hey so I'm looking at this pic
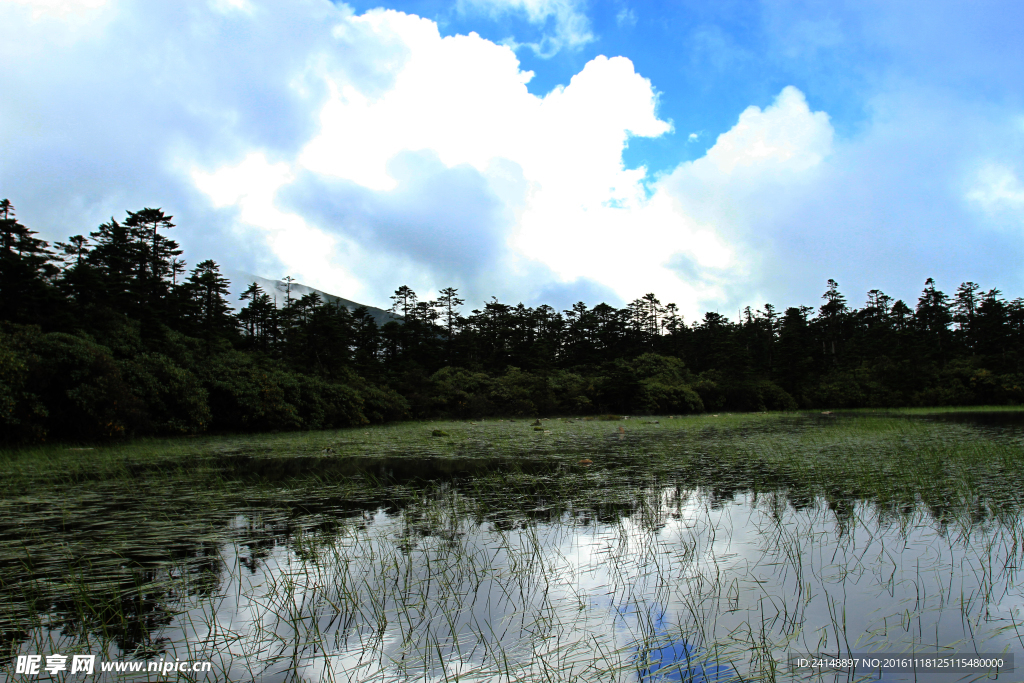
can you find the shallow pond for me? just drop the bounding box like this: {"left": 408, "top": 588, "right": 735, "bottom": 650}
{"left": 2, "top": 411, "right": 1024, "bottom": 681}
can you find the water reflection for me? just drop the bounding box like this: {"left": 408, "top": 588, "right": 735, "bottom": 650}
{"left": 2, "top": 413, "right": 1024, "bottom": 681}
{"left": 635, "top": 638, "right": 737, "bottom": 683}
{"left": 71, "top": 489, "right": 1015, "bottom": 681}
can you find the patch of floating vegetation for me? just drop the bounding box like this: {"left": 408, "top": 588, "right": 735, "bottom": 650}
{"left": 2, "top": 411, "right": 1024, "bottom": 680}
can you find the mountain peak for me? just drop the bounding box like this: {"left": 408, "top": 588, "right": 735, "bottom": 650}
{"left": 227, "top": 272, "right": 401, "bottom": 327}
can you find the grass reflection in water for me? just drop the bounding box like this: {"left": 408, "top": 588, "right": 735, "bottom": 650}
{"left": 2, "top": 410, "right": 1024, "bottom": 681}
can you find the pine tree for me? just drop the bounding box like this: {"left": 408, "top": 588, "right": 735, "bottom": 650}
{"left": 435, "top": 286, "right": 465, "bottom": 364}
{"left": 817, "top": 279, "right": 848, "bottom": 368}
{"left": 953, "top": 281, "right": 982, "bottom": 352}
{"left": 88, "top": 217, "right": 141, "bottom": 314}
{"left": 181, "top": 260, "right": 235, "bottom": 346}
{"left": 0, "top": 199, "right": 59, "bottom": 323}
{"left": 390, "top": 285, "right": 417, "bottom": 318}
{"left": 914, "top": 278, "right": 952, "bottom": 359}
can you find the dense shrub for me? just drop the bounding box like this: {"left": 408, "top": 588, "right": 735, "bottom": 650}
{"left": 591, "top": 355, "right": 707, "bottom": 414}
{"left": 636, "top": 381, "right": 704, "bottom": 414}
{"left": 358, "top": 384, "right": 410, "bottom": 423}
{"left": 4, "top": 327, "right": 143, "bottom": 440}
{"left": 693, "top": 371, "right": 727, "bottom": 412}
{"left": 755, "top": 381, "right": 799, "bottom": 411}
{"left": 0, "top": 329, "right": 47, "bottom": 443}
{"left": 203, "top": 352, "right": 303, "bottom": 432}
{"left": 295, "top": 375, "right": 366, "bottom": 429}
{"left": 543, "top": 369, "right": 594, "bottom": 414}
{"left": 430, "top": 366, "right": 495, "bottom": 417}
{"left": 490, "top": 366, "right": 539, "bottom": 416}
{"left": 121, "top": 352, "right": 211, "bottom": 434}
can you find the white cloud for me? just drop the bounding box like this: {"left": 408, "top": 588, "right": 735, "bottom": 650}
{"left": 492, "top": 85, "right": 833, "bottom": 318}
{"left": 209, "top": 0, "right": 252, "bottom": 14}
{"left": 643, "top": 86, "right": 834, "bottom": 314}
{"left": 457, "top": 0, "right": 594, "bottom": 57}
{"left": 282, "top": 23, "right": 692, "bottom": 308}
{"left": 615, "top": 7, "right": 636, "bottom": 28}
{"left": 190, "top": 152, "right": 365, "bottom": 298}
{"left": 698, "top": 86, "right": 832, "bottom": 175}
{"left": 967, "top": 163, "right": 1024, "bottom": 210}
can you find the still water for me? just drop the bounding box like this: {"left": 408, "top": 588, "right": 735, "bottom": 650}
{"left": 2, "top": 412, "right": 1023, "bottom": 681}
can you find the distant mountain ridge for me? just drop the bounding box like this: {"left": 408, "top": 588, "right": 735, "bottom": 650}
{"left": 228, "top": 272, "right": 402, "bottom": 327}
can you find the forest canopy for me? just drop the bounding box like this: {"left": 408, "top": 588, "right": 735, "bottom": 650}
{"left": 3, "top": 199, "right": 1023, "bottom": 443}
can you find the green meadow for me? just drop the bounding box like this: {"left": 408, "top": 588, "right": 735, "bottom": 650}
{"left": 2, "top": 410, "right": 1024, "bottom": 681}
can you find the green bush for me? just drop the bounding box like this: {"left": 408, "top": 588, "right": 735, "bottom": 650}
{"left": 0, "top": 328, "right": 47, "bottom": 443}
{"left": 693, "top": 371, "right": 726, "bottom": 412}
{"left": 296, "top": 375, "right": 366, "bottom": 429}
{"left": 358, "top": 383, "right": 409, "bottom": 423}
{"left": 631, "top": 353, "right": 693, "bottom": 384}
{"left": 429, "top": 366, "right": 495, "bottom": 417}
{"left": 203, "top": 352, "right": 303, "bottom": 432}
{"left": 636, "top": 381, "right": 704, "bottom": 414}
{"left": 756, "top": 380, "right": 799, "bottom": 411}
{"left": 490, "top": 367, "right": 538, "bottom": 416}
{"left": 121, "top": 352, "right": 211, "bottom": 434}
{"left": 14, "top": 328, "right": 143, "bottom": 440}
{"left": 543, "top": 369, "right": 594, "bottom": 415}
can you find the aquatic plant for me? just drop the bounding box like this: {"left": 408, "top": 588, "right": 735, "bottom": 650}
{"left": 2, "top": 411, "right": 1023, "bottom": 681}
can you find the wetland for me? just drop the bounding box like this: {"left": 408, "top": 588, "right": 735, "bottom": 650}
{"left": 2, "top": 409, "right": 1024, "bottom": 681}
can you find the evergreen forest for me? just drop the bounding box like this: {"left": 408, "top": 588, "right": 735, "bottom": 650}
{"left": 3, "top": 200, "right": 1023, "bottom": 444}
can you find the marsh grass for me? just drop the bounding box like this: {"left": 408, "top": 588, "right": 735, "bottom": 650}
{"left": 2, "top": 411, "right": 1024, "bottom": 681}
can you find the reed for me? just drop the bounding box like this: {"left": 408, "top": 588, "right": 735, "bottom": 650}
{"left": 2, "top": 410, "right": 1023, "bottom": 681}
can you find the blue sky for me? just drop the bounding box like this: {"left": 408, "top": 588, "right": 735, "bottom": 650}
{"left": 3, "top": 0, "right": 1024, "bottom": 320}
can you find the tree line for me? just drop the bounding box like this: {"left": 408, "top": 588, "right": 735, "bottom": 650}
{"left": 3, "top": 199, "right": 1023, "bottom": 443}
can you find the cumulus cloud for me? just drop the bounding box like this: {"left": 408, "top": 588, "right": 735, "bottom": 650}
{"left": 688, "top": 84, "right": 1024, "bottom": 313}
{"left": 275, "top": 15, "right": 680, "bottom": 307}
{"left": 645, "top": 86, "right": 833, "bottom": 312}
{"left": 697, "top": 87, "right": 832, "bottom": 175}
